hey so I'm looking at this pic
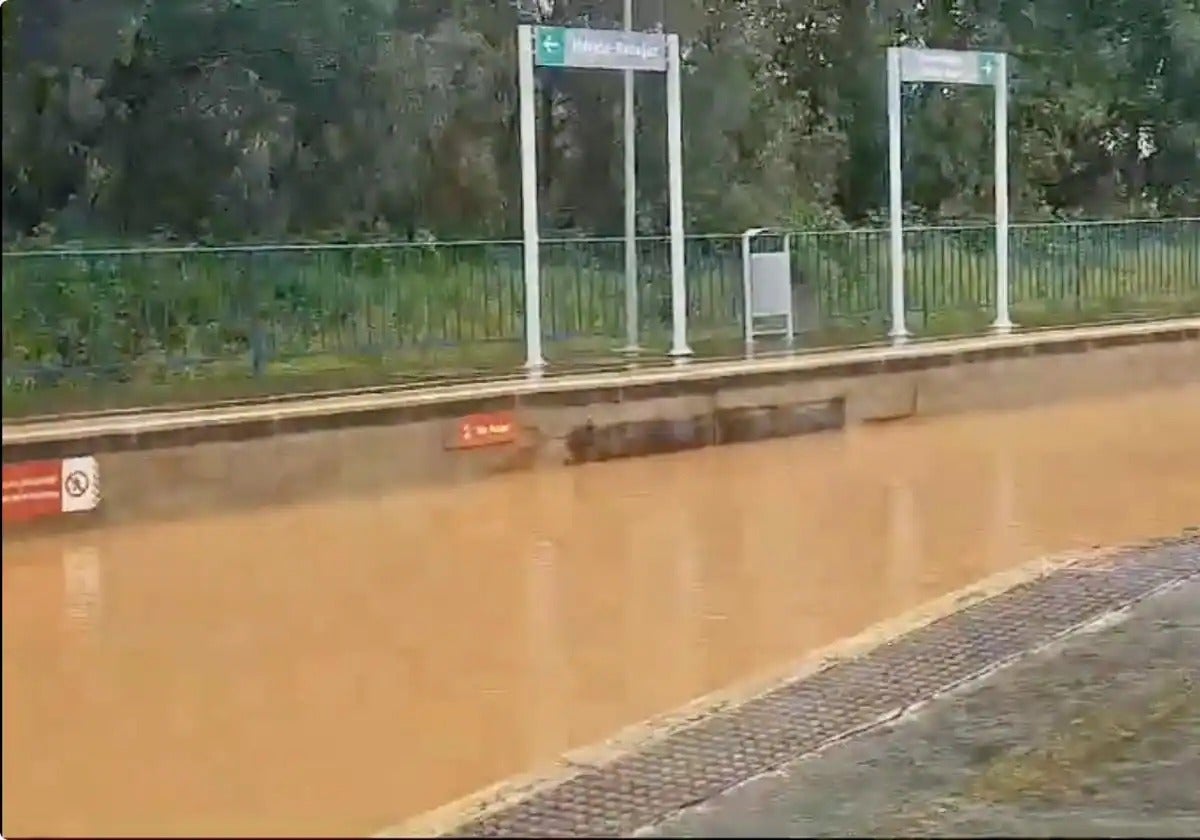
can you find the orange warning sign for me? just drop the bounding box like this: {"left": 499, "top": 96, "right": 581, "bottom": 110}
{"left": 2, "top": 456, "right": 101, "bottom": 524}
{"left": 449, "top": 411, "right": 519, "bottom": 450}
{"left": 2, "top": 460, "right": 61, "bottom": 523}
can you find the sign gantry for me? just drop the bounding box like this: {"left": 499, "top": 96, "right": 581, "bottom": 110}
{"left": 886, "top": 47, "right": 1013, "bottom": 340}
{"left": 517, "top": 24, "right": 691, "bottom": 371}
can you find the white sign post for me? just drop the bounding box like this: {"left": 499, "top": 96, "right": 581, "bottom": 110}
{"left": 622, "top": 0, "right": 638, "bottom": 353}
{"left": 887, "top": 46, "right": 1012, "bottom": 342}
{"left": 518, "top": 24, "right": 692, "bottom": 372}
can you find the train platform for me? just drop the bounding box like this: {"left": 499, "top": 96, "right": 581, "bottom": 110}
{"left": 650, "top": 571, "right": 1200, "bottom": 838}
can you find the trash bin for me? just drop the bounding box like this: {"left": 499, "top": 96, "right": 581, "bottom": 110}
{"left": 741, "top": 227, "right": 794, "bottom": 346}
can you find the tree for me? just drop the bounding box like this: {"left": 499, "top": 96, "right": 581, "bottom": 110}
{"left": 3, "top": 0, "right": 1197, "bottom": 246}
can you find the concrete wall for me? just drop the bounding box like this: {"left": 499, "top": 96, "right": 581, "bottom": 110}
{"left": 6, "top": 325, "right": 1198, "bottom": 531}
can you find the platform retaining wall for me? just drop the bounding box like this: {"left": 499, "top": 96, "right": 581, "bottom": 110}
{"left": 3, "top": 322, "right": 1197, "bottom": 530}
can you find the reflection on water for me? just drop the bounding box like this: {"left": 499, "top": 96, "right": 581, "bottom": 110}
{"left": 3, "top": 385, "right": 1198, "bottom": 836}
{"left": 61, "top": 547, "right": 102, "bottom": 635}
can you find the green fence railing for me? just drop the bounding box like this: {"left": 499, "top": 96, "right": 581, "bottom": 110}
{"left": 3, "top": 218, "right": 1198, "bottom": 414}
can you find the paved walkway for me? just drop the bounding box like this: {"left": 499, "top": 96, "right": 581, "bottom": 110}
{"left": 649, "top": 578, "right": 1200, "bottom": 838}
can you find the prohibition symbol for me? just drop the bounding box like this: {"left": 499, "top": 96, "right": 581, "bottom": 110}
{"left": 64, "top": 470, "right": 90, "bottom": 498}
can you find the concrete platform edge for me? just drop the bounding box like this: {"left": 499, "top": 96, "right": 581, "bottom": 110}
{"left": 4, "top": 318, "right": 1198, "bottom": 531}
{"left": 5, "top": 318, "right": 1198, "bottom": 452}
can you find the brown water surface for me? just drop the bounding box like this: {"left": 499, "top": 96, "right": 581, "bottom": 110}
{"left": 4, "top": 385, "right": 1199, "bottom": 836}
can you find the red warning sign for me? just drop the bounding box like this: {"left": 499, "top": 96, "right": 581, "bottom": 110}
{"left": 448, "top": 411, "right": 519, "bottom": 450}
{"left": 2, "top": 456, "right": 101, "bottom": 524}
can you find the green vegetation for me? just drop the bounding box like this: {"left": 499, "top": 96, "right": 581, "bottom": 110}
{"left": 6, "top": 1, "right": 1199, "bottom": 243}
{"left": 3, "top": 2, "right": 1199, "bottom": 415}
{"left": 3, "top": 219, "right": 1196, "bottom": 417}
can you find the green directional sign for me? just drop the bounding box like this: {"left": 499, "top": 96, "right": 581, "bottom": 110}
{"left": 899, "top": 47, "right": 1002, "bottom": 86}
{"left": 978, "top": 52, "right": 999, "bottom": 84}
{"left": 535, "top": 26, "right": 567, "bottom": 67}
{"left": 533, "top": 26, "right": 668, "bottom": 72}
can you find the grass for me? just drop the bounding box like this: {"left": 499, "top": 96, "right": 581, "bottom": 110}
{"left": 3, "top": 221, "right": 1198, "bottom": 418}
{"left": 4, "top": 296, "right": 1196, "bottom": 420}
{"left": 969, "top": 674, "right": 1197, "bottom": 805}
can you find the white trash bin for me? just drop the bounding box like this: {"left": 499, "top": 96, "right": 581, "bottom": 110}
{"left": 741, "top": 227, "right": 794, "bottom": 347}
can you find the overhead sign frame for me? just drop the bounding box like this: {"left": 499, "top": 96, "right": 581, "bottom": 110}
{"left": 886, "top": 46, "right": 1013, "bottom": 341}
{"left": 517, "top": 24, "right": 692, "bottom": 371}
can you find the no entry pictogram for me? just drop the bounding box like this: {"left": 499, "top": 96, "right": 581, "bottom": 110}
{"left": 64, "top": 470, "right": 90, "bottom": 498}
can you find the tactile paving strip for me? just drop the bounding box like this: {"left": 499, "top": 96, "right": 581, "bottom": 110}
{"left": 450, "top": 533, "right": 1200, "bottom": 838}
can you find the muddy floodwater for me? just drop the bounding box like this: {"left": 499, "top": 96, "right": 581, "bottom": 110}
{"left": 4, "top": 385, "right": 1199, "bottom": 836}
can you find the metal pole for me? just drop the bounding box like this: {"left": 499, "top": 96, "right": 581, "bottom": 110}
{"left": 666, "top": 33, "right": 692, "bottom": 358}
{"left": 887, "top": 47, "right": 908, "bottom": 343}
{"left": 518, "top": 26, "right": 545, "bottom": 372}
{"left": 783, "top": 232, "right": 795, "bottom": 345}
{"left": 741, "top": 230, "right": 754, "bottom": 346}
{"left": 992, "top": 52, "right": 1013, "bottom": 333}
{"left": 622, "top": 0, "right": 639, "bottom": 352}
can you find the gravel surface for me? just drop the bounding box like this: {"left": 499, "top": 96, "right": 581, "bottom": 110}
{"left": 649, "top": 578, "right": 1200, "bottom": 838}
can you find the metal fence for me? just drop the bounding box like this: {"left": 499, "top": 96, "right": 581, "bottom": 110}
{"left": 3, "top": 218, "right": 1198, "bottom": 409}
